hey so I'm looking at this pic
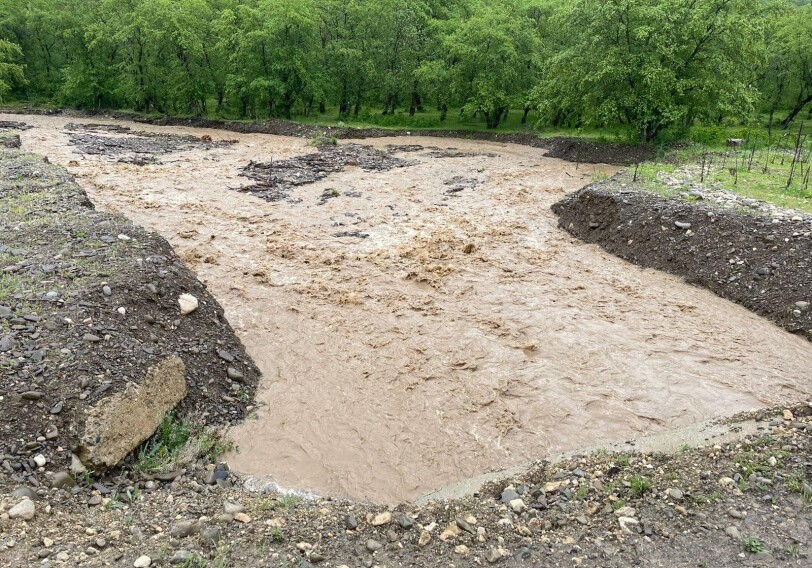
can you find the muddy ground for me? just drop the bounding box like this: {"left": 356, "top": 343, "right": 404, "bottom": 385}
{"left": 1, "top": 402, "right": 810, "bottom": 567}
{"left": 553, "top": 173, "right": 812, "bottom": 340}
{"left": 4, "top": 112, "right": 812, "bottom": 507}
{"left": 0, "top": 116, "right": 811, "bottom": 567}
{"left": 0, "top": 147, "right": 259, "bottom": 497}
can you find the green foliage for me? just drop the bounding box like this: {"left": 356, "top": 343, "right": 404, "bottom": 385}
{"left": 0, "top": 39, "right": 25, "bottom": 101}
{"left": 629, "top": 475, "right": 653, "bottom": 496}
{"left": 135, "top": 412, "right": 232, "bottom": 474}
{"left": 743, "top": 536, "right": 766, "bottom": 553}
{"left": 538, "top": 0, "right": 767, "bottom": 141}
{"left": 0, "top": 0, "right": 810, "bottom": 136}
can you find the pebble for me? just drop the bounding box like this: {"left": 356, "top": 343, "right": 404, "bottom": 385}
{"left": 509, "top": 498, "right": 526, "bottom": 513}
{"left": 344, "top": 514, "right": 358, "bottom": 530}
{"left": 223, "top": 501, "right": 244, "bottom": 514}
{"left": 666, "top": 488, "right": 684, "bottom": 500}
{"left": 133, "top": 556, "right": 151, "bottom": 568}
{"left": 614, "top": 506, "right": 636, "bottom": 517}
{"left": 371, "top": 511, "right": 392, "bottom": 526}
{"left": 456, "top": 517, "right": 475, "bottom": 534}
{"left": 725, "top": 526, "right": 741, "bottom": 539}
{"left": 178, "top": 294, "right": 199, "bottom": 315}
{"left": 33, "top": 454, "right": 47, "bottom": 467}
{"left": 170, "top": 551, "right": 193, "bottom": 565}
{"left": 8, "top": 499, "right": 35, "bottom": 520}
{"left": 440, "top": 522, "right": 461, "bottom": 541}
{"left": 51, "top": 471, "right": 75, "bottom": 489}
{"left": 728, "top": 509, "right": 745, "bottom": 519}
{"left": 501, "top": 487, "right": 520, "bottom": 504}
{"left": 365, "top": 539, "right": 382, "bottom": 552}
{"left": 486, "top": 547, "right": 507, "bottom": 563}
{"left": 227, "top": 367, "right": 244, "bottom": 382}
{"left": 11, "top": 487, "right": 36, "bottom": 500}
{"left": 169, "top": 520, "right": 200, "bottom": 538}
{"left": 674, "top": 221, "right": 692, "bottom": 229}
{"left": 618, "top": 516, "right": 639, "bottom": 533}
{"left": 233, "top": 512, "right": 251, "bottom": 524}
{"left": 418, "top": 530, "right": 432, "bottom": 547}
{"left": 454, "top": 544, "right": 469, "bottom": 555}
{"left": 200, "top": 527, "right": 221, "bottom": 547}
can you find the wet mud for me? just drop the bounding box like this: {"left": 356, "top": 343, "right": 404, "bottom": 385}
{"left": 6, "top": 112, "right": 812, "bottom": 505}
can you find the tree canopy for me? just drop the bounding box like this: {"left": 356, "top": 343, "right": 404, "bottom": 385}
{"left": 0, "top": 0, "right": 810, "bottom": 138}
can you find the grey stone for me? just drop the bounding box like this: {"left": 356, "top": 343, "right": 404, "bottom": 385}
{"left": 8, "top": 499, "right": 35, "bottom": 520}
{"left": 200, "top": 527, "right": 222, "bottom": 547}
{"left": 170, "top": 550, "right": 193, "bottom": 565}
{"left": 501, "top": 488, "right": 520, "bottom": 504}
{"left": 170, "top": 520, "right": 201, "bottom": 538}
{"left": 223, "top": 501, "right": 244, "bottom": 514}
{"left": 11, "top": 487, "right": 36, "bottom": 500}
{"left": 455, "top": 518, "right": 475, "bottom": 534}
{"left": 51, "top": 471, "right": 75, "bottom": 489}
{"left": 366, "top": 539, "right": 382, "bottom": 552}
{"left": 344, "top": 514, "right": 358, "bottom": 530}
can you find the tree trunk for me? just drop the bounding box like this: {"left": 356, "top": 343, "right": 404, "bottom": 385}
{"left": 781, "top": 93, "right": 812, "bottom": 129}
{"left": 521, "top": 105, "right": 530, "bottom": 125}
{"left": 439, "top": 103, "right": 448, "bottom": 122}
{"left": 409, "top": 81, "right": 421, "bottom": 117}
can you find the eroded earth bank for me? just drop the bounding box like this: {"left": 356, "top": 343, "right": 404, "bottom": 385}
{"left": 5, "top": 113, "right": 812, "bottom": 506}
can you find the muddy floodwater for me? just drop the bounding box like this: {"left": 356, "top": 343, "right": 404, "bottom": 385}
{"left": 7, "top": 113, "right": 812, "bottom": 504}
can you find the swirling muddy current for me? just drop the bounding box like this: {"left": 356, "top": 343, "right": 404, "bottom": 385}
{"left": 7, "top": 113, "right": 812, "bottom": 504}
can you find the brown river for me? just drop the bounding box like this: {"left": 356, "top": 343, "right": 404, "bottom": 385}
{"left": 7, "top": 113, "right": 812, "bottom": 504}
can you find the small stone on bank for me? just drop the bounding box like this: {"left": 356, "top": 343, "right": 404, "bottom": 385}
{"left": 8, "top": 499, "right": 35, "bottom": 520}
{"left": 178, "top": 294, "right": 199, "bottom": 315}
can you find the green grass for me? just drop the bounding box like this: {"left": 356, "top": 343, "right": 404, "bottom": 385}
{"left": 743, "top": 536, "right": 766, "bottom": 554}
{"left": 135, "top": 412, "right": 234, "bottom": 474}
{"left": 629, "top": 475, "right": 653, "bottom": 497}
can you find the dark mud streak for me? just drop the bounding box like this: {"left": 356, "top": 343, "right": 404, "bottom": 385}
{"left": 553, "top": 186, "right": 812, "bottom": 340}
{"left": 0, "top": 107, "right": 654, "bottom": 166}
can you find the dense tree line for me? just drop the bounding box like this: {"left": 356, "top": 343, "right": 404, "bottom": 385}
{"left": 0, "top": 0, "right": 810, "bottom": 140}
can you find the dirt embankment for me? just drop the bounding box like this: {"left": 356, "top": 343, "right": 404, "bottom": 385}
{"left": 553, "top": 183, "right": 812, "bottom": 341}
{"left": 0, "top": 106, "right": 654, "bottom": 166}
{"left": 0, "top": 148, "right": 259, "bottom": 493}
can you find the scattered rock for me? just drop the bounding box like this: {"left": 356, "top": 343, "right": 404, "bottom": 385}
{"left": 170, "top": 520, "right": 201, "bottom": 538}
{"left": 371, "top": 511, "right": 392, "bottom": 526}
{"left": 52, "top": 471, "right": 75, "bottom": 489}
{"left": 133, "top": 555, "right": 151, "bottom": 568}
{"left": 8, "top": 499, "right": 35, "bottom": 520}
{"left": 178, "top": 293, "right": 199, "bottom": 315}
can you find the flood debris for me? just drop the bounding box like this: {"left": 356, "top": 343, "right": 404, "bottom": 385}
{"left": 239, "top": 143, "right": 412, "bottom": 202}
{"left": 65, "top": 122, "right": 236, "bottom": 161}
{"left": 0, "top": 120, "right": 32, "bottom": 131}
{"left": 444, "top": 176, "right": 482, "bottom": 194}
